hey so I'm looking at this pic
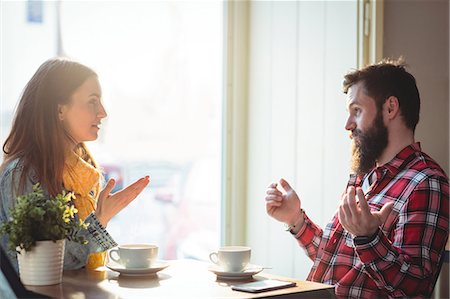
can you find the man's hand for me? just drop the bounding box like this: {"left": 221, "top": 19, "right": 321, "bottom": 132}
{"left": 338, "top": 186, "right": 393, "bottom": 237}
{"left": 265, "top": 178, "right": 303, "bottom": 230}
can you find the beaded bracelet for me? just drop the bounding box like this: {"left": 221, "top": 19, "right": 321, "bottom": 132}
{"left": 284, "top": 208, "right": 305, "bottom": 234}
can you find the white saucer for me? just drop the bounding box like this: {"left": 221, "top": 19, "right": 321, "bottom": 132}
{"left": 208, "top": 264, "right": 264, "bottom": 280}
{"left": 106, "top": 260, "right": 169, "bottom": 276}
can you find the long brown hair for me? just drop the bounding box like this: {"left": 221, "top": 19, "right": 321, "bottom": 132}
{"left": 2, "top": 58, "right": 98, "bottom": 196}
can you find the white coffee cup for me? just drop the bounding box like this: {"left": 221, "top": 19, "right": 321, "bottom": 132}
{"left": 209, "top": 246, "right": 251, "bottom": 272}
{"left": 109, "top": 244, "right": 158, "bottom": 268}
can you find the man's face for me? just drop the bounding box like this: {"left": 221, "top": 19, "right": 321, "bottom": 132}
{"left": 345, "top": 82, "right": 388, "bottom": 175}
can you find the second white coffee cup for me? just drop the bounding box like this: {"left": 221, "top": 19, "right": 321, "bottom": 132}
{"left": 209, "top": 246, "right": 251, "bottom": 272}
{"left": 109, "top": 244, "right": 158, "bottom": 268}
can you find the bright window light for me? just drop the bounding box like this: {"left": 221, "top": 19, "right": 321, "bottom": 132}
{"left": 1, "top": 1, "right": 223, "bottom": 261}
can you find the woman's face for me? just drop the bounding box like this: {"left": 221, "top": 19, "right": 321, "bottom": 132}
{"left": 59, "top": 76, "right": 107, "bottom": 144}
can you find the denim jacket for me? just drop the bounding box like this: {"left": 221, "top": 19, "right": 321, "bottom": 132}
{"left": 0, "top": 158, "right": 117, "bottom": 272}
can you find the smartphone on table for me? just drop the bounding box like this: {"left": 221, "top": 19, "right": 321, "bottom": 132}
{"left": 231, "top": 279, "right": 297, "bottom": 293}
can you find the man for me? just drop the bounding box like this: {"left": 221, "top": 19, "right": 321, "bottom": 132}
{"left": 265, "top": 59, "right": 449, "bottom": 298}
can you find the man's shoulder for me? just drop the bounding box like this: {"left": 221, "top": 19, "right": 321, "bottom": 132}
{"left": 406, "top": 150, "right": 448, "bottom": 182}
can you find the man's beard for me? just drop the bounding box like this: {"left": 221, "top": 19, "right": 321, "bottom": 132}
{"left": 350, "top": 112, "right": 388, "bottom": 176}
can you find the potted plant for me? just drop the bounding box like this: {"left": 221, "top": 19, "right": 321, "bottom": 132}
{"left": 0, "top": 183, "right": 88, "bottom": 286}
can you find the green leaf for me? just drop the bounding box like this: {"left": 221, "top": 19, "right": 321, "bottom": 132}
{"left": 0, "top": 183, "right": 89, "bottom": 252}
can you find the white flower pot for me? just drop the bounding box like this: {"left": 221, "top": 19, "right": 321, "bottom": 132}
{"left": 17, "top": 239, "right": 65, "bottom": 286}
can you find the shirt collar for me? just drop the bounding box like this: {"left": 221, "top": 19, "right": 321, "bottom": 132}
{"left": 380, "top": 142, "right": 421, "bottom": 175}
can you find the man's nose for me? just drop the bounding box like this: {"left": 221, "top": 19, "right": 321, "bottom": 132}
{"left": 345, "top": 117, "right": 356, "bottom": 131}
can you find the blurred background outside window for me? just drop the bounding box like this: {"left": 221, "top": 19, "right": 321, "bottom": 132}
{"left": 1, "top": 0, "right": 223, "bottom": 261}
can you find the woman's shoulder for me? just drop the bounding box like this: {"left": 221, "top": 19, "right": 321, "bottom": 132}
{"left": 0, "top": 158, "right": 38, "bottom": 193}
{"left": 0, "top": 158, "right": 25, "bottom": 179}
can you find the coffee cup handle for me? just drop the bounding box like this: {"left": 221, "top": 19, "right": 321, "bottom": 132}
{"left": 109, "top": 249, "right": 121, "bottom": 263}
{"left": 209, "top": 252, "right": 219, "bottom": 265}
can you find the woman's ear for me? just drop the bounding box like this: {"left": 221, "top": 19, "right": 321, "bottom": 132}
{"left": 384, "top": 96, "right": 400, "bottom": 120}
{"left": 58, "top": 104, "right": 67, "bottom": 121}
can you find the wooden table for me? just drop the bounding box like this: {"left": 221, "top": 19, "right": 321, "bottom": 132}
{"left": 26, "top": 259, "right": 335, "bottom": 299}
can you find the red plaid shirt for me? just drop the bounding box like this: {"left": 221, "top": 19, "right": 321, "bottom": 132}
{"left": 295, "top": 143, "right": 449, "bottom": 298}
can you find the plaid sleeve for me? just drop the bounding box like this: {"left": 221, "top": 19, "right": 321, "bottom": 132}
{"left": 354, "top": 175, "right": 449, "bottom": 297}
{"left": 293, "top": 212, "right": 323, "bottom": 261}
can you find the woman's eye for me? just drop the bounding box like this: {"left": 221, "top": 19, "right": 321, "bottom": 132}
{"left": 86, "top": 96, "right": 102, "bottom": 113}
{"left": 87, "top": 99, "right": 100, "bottom": 113}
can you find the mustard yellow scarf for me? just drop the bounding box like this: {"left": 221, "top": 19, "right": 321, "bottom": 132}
{"left": 63, "top": 150, "right": 105, "bottom": 269}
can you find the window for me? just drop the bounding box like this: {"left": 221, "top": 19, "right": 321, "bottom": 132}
{"left": 1, "top": 1, "right": 223, "bottom": 261}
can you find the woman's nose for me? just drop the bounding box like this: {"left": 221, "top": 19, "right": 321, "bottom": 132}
{"left": 98, "top": 103, "right": 107, "bottom": 118}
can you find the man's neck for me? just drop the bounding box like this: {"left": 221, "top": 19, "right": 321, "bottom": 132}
{"left": 377, "top": 132, "right": 415, "bottom": 167}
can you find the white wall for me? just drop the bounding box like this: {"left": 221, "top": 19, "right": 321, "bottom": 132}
{"left": 245, "top": 1, "right": 357, "bottom": 279}
{"left": 383, "top": 0, "right": 449, "bottom": 175}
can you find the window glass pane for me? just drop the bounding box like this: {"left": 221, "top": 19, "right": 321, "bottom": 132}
{"left": 1, "top": 1, "right": 223, "bottom": 261}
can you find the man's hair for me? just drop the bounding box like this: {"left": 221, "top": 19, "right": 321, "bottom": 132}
{"left": 343, "top": 58, "right": 420, "bottom": 131}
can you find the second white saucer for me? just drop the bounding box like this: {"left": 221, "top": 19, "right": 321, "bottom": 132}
{"left": 208, "top": 264, "right": 264, "bottom": 280}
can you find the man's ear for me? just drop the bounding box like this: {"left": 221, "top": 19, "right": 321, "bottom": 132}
{"left": 58, "top": 104, "right": 67, "bottom": 121}
{"left": 384, "top": 96, "right": 400, "bottom": 120}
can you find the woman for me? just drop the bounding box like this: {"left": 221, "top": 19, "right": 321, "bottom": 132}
{"left": 0, "top": 58, "right": 150, "bottom": 270}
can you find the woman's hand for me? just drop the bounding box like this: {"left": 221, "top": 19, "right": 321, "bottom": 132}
{"left": 265, "top": 178, "right": 303, "bottom": 232}
{"left": 95, "top": 176, "right": 150, "bottom": 227}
